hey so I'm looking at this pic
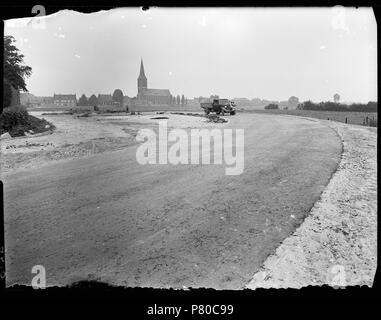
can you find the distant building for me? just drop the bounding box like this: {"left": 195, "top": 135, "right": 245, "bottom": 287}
{"left": 41, "top": 96, "right": 54, "bottom": 106}
{"left": 53, "top": 94, "right": 77, "bottom": 107}
{"left": 136, "top": 59, "right": 172, "bottom": 105}
{"left": 20, "top": 92, "right": 38, "bottom": 106}
{"left": 233, "top": 97, "right": 252, "bottom": 106}
{"left": 123, "top": 95, "right": 135, "bottom": 105}
{"left": 251, "top": 98, "right": 264, "bottom": 106}
{"left": 196, "top": 96, "right": 211, "bottom": 103}
{"left": 123, "top": 96, "right": 130, "bottom": 103}
{"left": 279, "top": 101, "right": 289, "bottom": 108}
{"left": 20, "top": 93, "right": 54, "bottom": 107}
{"left": 97, "top": 94, "right": 113, "bottom": 105}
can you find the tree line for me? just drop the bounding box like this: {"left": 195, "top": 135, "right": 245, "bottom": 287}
{"left": 170, "top": 94, "right": 187, "bottom": 105}
{"left": 297, "top": 101, "right": 377, "bottom": 112}
{"left": 263, "top": 92, "right": 377, "bottom": 112}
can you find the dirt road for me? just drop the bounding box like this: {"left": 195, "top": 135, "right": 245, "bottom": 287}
{"left": 247, "top": 121, "right": 377, "bottom": 288}
{"left": 3, "top": 113, "right": 341, "bottom": 289}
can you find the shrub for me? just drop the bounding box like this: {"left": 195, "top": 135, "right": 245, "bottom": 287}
{"left": 0, "top": 105, "right": 29, "bottom": 132}
{"left": 0, "top": 105, "right": 54, "bottom": 137}
{"left": 264, "top": 103, "right": 279, "bottom": 110}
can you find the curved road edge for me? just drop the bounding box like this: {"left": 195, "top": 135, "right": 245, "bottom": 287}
{"left": 246, "top": 120, "right": 377, "bottom": 289}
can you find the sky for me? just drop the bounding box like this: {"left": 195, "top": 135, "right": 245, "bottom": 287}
{"left": 5, "top": 7, "right": 377, "bottom": 103}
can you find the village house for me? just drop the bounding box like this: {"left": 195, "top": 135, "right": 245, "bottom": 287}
{"left": 97, "top": 94, "right": 113, "bottom": 105}
{"left": 41, "top": 96, "right": 54, "bottom": 106}
{"left": 53, "top": 94, "right": 77, "bottom": 107}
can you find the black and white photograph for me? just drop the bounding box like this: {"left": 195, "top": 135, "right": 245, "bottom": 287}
{"left": 1, "top": 6, "right": 377, "bottom": 294}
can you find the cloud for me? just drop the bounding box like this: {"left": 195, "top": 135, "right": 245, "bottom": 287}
{"left": 54, "top": 33, "right": 65, "bottom": 38}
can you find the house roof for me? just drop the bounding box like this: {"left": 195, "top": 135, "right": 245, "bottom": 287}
{"left": 54, "top": 94, "right": 76, "bottom": 100}
{"left": 142, "top": 88, "right": 171, "bottom": 96}
{"left": 97, "top": 94, "right": 113, "bottom": 103}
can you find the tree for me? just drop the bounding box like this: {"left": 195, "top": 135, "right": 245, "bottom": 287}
{"left": 288, "top": 96, "right": 299, "bottom": 108}
{"left": 4, "top": 36, "right": 32, "bottom": 92}
{"left": 88, "top": 94, "right": 98, "bottom": 106}
{"left": 3, "top": 81, "right": 12, "bottom": 108}
{"left": 334, "top": 93, "right": 340, "bottom": 103}
{"left": 3, "top": 36, "right": 32, "bottom": 108}
{"left": 112, "top": 89, "right": 124, "bottom": 105}
{"left": 78, "top": 94, "right": 88, "bottom": 106}
{"left": 173, "top": 96, "right": 177, "bottom": 105}
{"left": 181, "top": 94, "right": 185, "bottom": 105}
{"left": 176, "top": 95, "right": 180, "bottom": 105}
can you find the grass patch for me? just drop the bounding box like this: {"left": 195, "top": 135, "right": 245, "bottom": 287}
{"left": 0, "top": 105, "right": 55, "bottom": 137}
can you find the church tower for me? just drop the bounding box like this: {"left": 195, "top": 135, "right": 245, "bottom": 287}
{"left": 137, "top": 59, "right": 147, "bottom": 95}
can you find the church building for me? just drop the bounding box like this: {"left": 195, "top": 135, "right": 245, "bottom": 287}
{"left": 137, "top": 59, "right": 172, "bottom": 105}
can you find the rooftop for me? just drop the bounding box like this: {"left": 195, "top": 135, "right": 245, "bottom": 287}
{"left": 142, "top": 88, "right": 171, "bottom": 96}
{"left": 54, "top": 94, "right": 76, "bottom": 100}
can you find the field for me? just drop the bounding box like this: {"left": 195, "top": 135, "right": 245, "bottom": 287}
{"left": 243, "top": 109, "right": 378, "bottom": 126}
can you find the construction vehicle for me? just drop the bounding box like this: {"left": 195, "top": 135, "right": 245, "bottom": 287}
{"left": 200, "top": 99, "right": 236, "bottom": 116}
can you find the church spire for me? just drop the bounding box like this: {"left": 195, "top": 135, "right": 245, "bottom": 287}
{"left": 138, "top": 58, "right": 147, "bottom": 94}
{"left": 139, "top": 59, "right": 146, "bottom": 79}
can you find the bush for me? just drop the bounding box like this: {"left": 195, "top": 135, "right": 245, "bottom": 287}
{"left": 0, "top": 105, "right": 29, "bottom": 131}
{"left": 264, "top": 103, "right": 279, "bottom": 110}
{"left": 0, "top": 105, "right": 54, "bottom": 137}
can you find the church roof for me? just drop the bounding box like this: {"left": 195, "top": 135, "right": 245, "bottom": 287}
{"left": 143, "top": 88, "right": 171, "bottom": 96}
{"left": 139, "top": 59, "right": 146, "bottom": 79}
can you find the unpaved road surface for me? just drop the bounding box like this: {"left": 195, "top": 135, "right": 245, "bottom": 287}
{"left": 247, "top": 121, "right": 377, "bottom": 288}
{"left": 0, "top": 112, "right": 224, "bottom": 173}
{"left": 0, "top": 112, "right": 136, "bottom": 173}
{"left": 3, "top": 113, "right": 341, "bottom": 289}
